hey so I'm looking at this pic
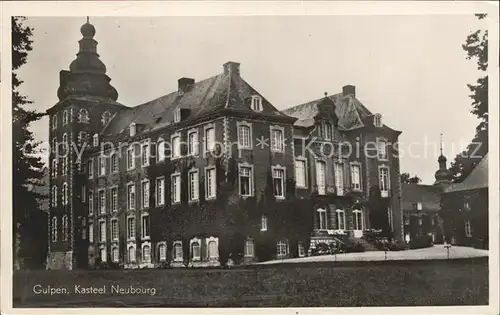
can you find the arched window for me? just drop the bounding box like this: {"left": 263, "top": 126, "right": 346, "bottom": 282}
{"left": 62, "top": 182, "right": 68, "bottom": 205}
{"left": 158, "top": 243, "right": 166, "bottom": 261}
{"left": 317, "top": 208, "right": 327, "bottom": 230}
{"left": 353, "top": 209, "right": 363, "bottom": 231}
{"left": 101, "top": 111, "right": 111, "bottom": 126}
{"left": 78, "top": 109, "right": 89, "bottom": 123}
{"left": 100, "top": 246, "right": 107, "bottom": 262}
{"left": 52, "top": 114, "right": 57, "bottom": 130}
{"left": 128, "top": 246, "right": 136, "bottom": 262}
{"left": 244, "top": 239, "right": 254, "bottom": 257}
{"left": 62, "top": 110, "right": 68, "bottom": 125}
{"left": 62, "top": 215, "right": 68, "bottom": 241}
{"left": 191, "top": 241, "right": 200, "bottom": 260}
{"left": 112, "top": 246, "right": 119, "bottom": 262}
{"left": 52, "top": 159, "right": 57, "bottom": 177}
{"left": 157, "top": 138, "right": 165, "bottom": 162}
{"left": 208, "top": 240, "right": 218, "bottom": 258}
{"left": 51, "top": 186, "right": 57, "bottom": 207}
{"left": 51, "top": 216, "right": 57, "bottom": 242}
{"left": 142, "top": 245, "right": 151, "bottom": 262}
{"left": 174, "top": 242, "right": 183, "bottom": 260}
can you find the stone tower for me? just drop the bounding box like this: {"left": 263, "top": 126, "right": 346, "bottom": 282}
{"left": 46, "top": 18, "right": 123, "bottom": 269}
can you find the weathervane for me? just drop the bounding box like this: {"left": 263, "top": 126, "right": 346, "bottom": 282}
{"left": 440, "top": 133, "right": 443, "bottom": 155}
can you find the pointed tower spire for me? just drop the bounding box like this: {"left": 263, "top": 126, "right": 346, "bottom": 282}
{"left": 434, "top": 133, "right": 452, "bottom": 187}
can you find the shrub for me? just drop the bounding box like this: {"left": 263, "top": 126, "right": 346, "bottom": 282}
{"left": 157, "top": 260, "right": 172, "bottom": 269}
{"left": 387, "top": 241, "right": 408, "bottom": 251}
{"left": 409, "top": 235, "right": 433, "bottom": 249}
{"left": 342, "top": 242, "right": 366, "bottom": 253}
{"left": 310, "top": 243, "right": 332, "bottom": 256}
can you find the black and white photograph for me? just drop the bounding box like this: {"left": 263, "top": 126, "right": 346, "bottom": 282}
{"left": 1, "top": 1, "right": 499, "bottom": 313}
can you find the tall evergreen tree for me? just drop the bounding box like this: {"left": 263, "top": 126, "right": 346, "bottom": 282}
{"left": 12, "top": 16, "right": 47, "bottom": 269}
{"left": 449, "top": 14, "right": 488, "bottom": 182}
{"left": 400, "top": 173, "right": 422, "bottom": 184}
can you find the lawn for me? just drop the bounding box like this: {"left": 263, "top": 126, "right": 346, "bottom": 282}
{"left": 13, "top": 258, "right": 488, "bottom": 307}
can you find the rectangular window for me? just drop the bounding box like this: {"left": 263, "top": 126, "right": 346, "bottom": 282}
{"left": 88, "top": 159, "right": 94, "bottom": 179}
{"left": 111, "top": 219, "right": 118, "bottom": 241}
{"left": 351, "top": 164, "right": 361, "bottom": 190}
{"left": 277, "top": 241, "right": 288, "bottom": 257}
{"left": 156, "top": 177, "right": 165, "bottom": 206}
{"left": 127, "top": 146, "right": 135, "bottom": 170}
{"left": 82, "top": 185, "right": 86, "bottom": 202}
{"left": 141, "top": 215, "right": 150, "bottom": 239}
{"left": 404, "top": 216, "right": 410, "bottom": 225}
{"left": 272, "top": 168, "right": 285, "bottom": 198}
{"left": 99, "top": 190, "right": 106, "bottom": 214}
{"left": 188, "top": 170, "right": 199, "bottom": 201}
{"left": 316, "top": 161, "right": 326, "bottom": 195}
{"left": 127, "top": 184, "right": 135, "bottom": 210}
{"left": 295, "top": 159, "right": 307, "bottom": 188}
{"left": 159, "top": 244, "right": 167, "bottom": 261}
{"left": 171, "top": 135, "right": 181, "bottom": 158}
{"left": 171, "top": 174, "right": 181, "bottom": 203}
{"left": 239, "top": 166, "right": 253, "bottom": 197}
{"left": 378, "top": 140, "right": 387, "bottom": 160}
{"left": 298, "top": 242, "right": 305, "bottom": 257}
{"left": 99, "top": 221, "right": 106, "bottom": 242}
{"left": 205, "top": 168, "right": 216, "bottom": 199}
{"left": 141, "top": 142, "right": 150, "bottom": 166}
{"left": 99, "top": 156, "right": 106, "bottom": 176}
{"left": 111, "top": 154, "right": 118, "bottom": 173}
{"left": 336, "top": 210, "right": 346, "bottom": 230}
{"left": 238, "top": 124, "right": 252, "bottom": 149}
{"left": 127, "top": 217, "right": 135, "bottom": 239}
{"left": 205, "top": 127, "right": 215, "bottom": 153}
{"left": 141, "top": 180, "right": 150, "bottom": 209}
{"left": 188, "top": 130, "right": 199, "bottom": 155}
{"left": 417, "top": 202, "right": 423, "bottom": 210}
{"left": 111, "top": 187, "right": 118, "bottom": 212}
{"left": 261, "top": 215, "right": 268, "bottom": 231}
{"left": 335, "top": 163, "right": 344, "bottom": 195}
{"left": 244, "top": 240, "right": 254, "bottom": 257}
{"left": 61, "top": 157, "right": 67, "bottom": 176}
{"left": 270, "top": 128, "right": 284, "bottom": 152}
{"left": 88, "top": 191, "right": 93, "bottom": 215}
{"left": 88, "top": 223, "right": 94, "bottom": 242}
{"left": 379, "top": 167, "right": 390, "bottom": 197}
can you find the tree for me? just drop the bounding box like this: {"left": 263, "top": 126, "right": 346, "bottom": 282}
{"left": 400, "top": 173, "right": 422, "bottom": 184}
{"left": 449, "top": 14, "right": 488, "bottom": 183}
{"left": 12, "top": 17, "right": 47, "bottom": 269}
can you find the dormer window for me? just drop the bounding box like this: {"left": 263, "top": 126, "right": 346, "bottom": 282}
{"left": 318, "top": 122, "right": 333, "bottom": 140}
{"left": 374, "top": 113, "right": 382, "bottom": 127}
{"left": 101, "top": 111, "right": 111, "bottom": 126}
{"left": 130, "top": 122, "right": 136, "bottom": 137}
{"left": 173, "top": 108, "right": 181, "bottom": 123}
{"left": 93, "top": 134, "right": 99, "bottom": 147}
{"left": 251, "top": 95, "right": 262, "bottom": 112}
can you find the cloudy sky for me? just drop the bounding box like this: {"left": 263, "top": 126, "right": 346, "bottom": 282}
{"left": 18, "top": 15, "right": 486, "bottom": 184}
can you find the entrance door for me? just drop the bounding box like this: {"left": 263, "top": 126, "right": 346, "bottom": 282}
{"left": 352, "top": 210, "right": 363, "bottom": 238}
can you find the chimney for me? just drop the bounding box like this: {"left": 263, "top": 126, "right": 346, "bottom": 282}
{"left": 223, "top": 61, "right": 240, "bottom": 76}
{"left": 178, "top": 77, "right": 195, "bottom": 94}
{"left": 342, "top": 85, "right": 356, "bottom": 97}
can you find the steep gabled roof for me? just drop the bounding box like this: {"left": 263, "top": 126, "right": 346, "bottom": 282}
{"left": 444, "top": 153, "right": 489, "bottom": 193}
{"left": 282, "top": 92, "right": 374, "bottom": 130}
{"left": 101, "top": 68, "right": 289, "bottom": 138}
{"left": 401, "top": 183, "right": 442, "bottom": 212}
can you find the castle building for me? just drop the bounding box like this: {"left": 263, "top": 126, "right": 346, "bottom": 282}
{"left": 46, "top": 20, "right": 403, "bottom": 269}
{"left": 401, "top": 149, "right": 452, "bottom": 244}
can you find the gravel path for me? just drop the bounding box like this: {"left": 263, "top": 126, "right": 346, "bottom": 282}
{"left": 258, "top": 245, "right": 488, "bottom": 265}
